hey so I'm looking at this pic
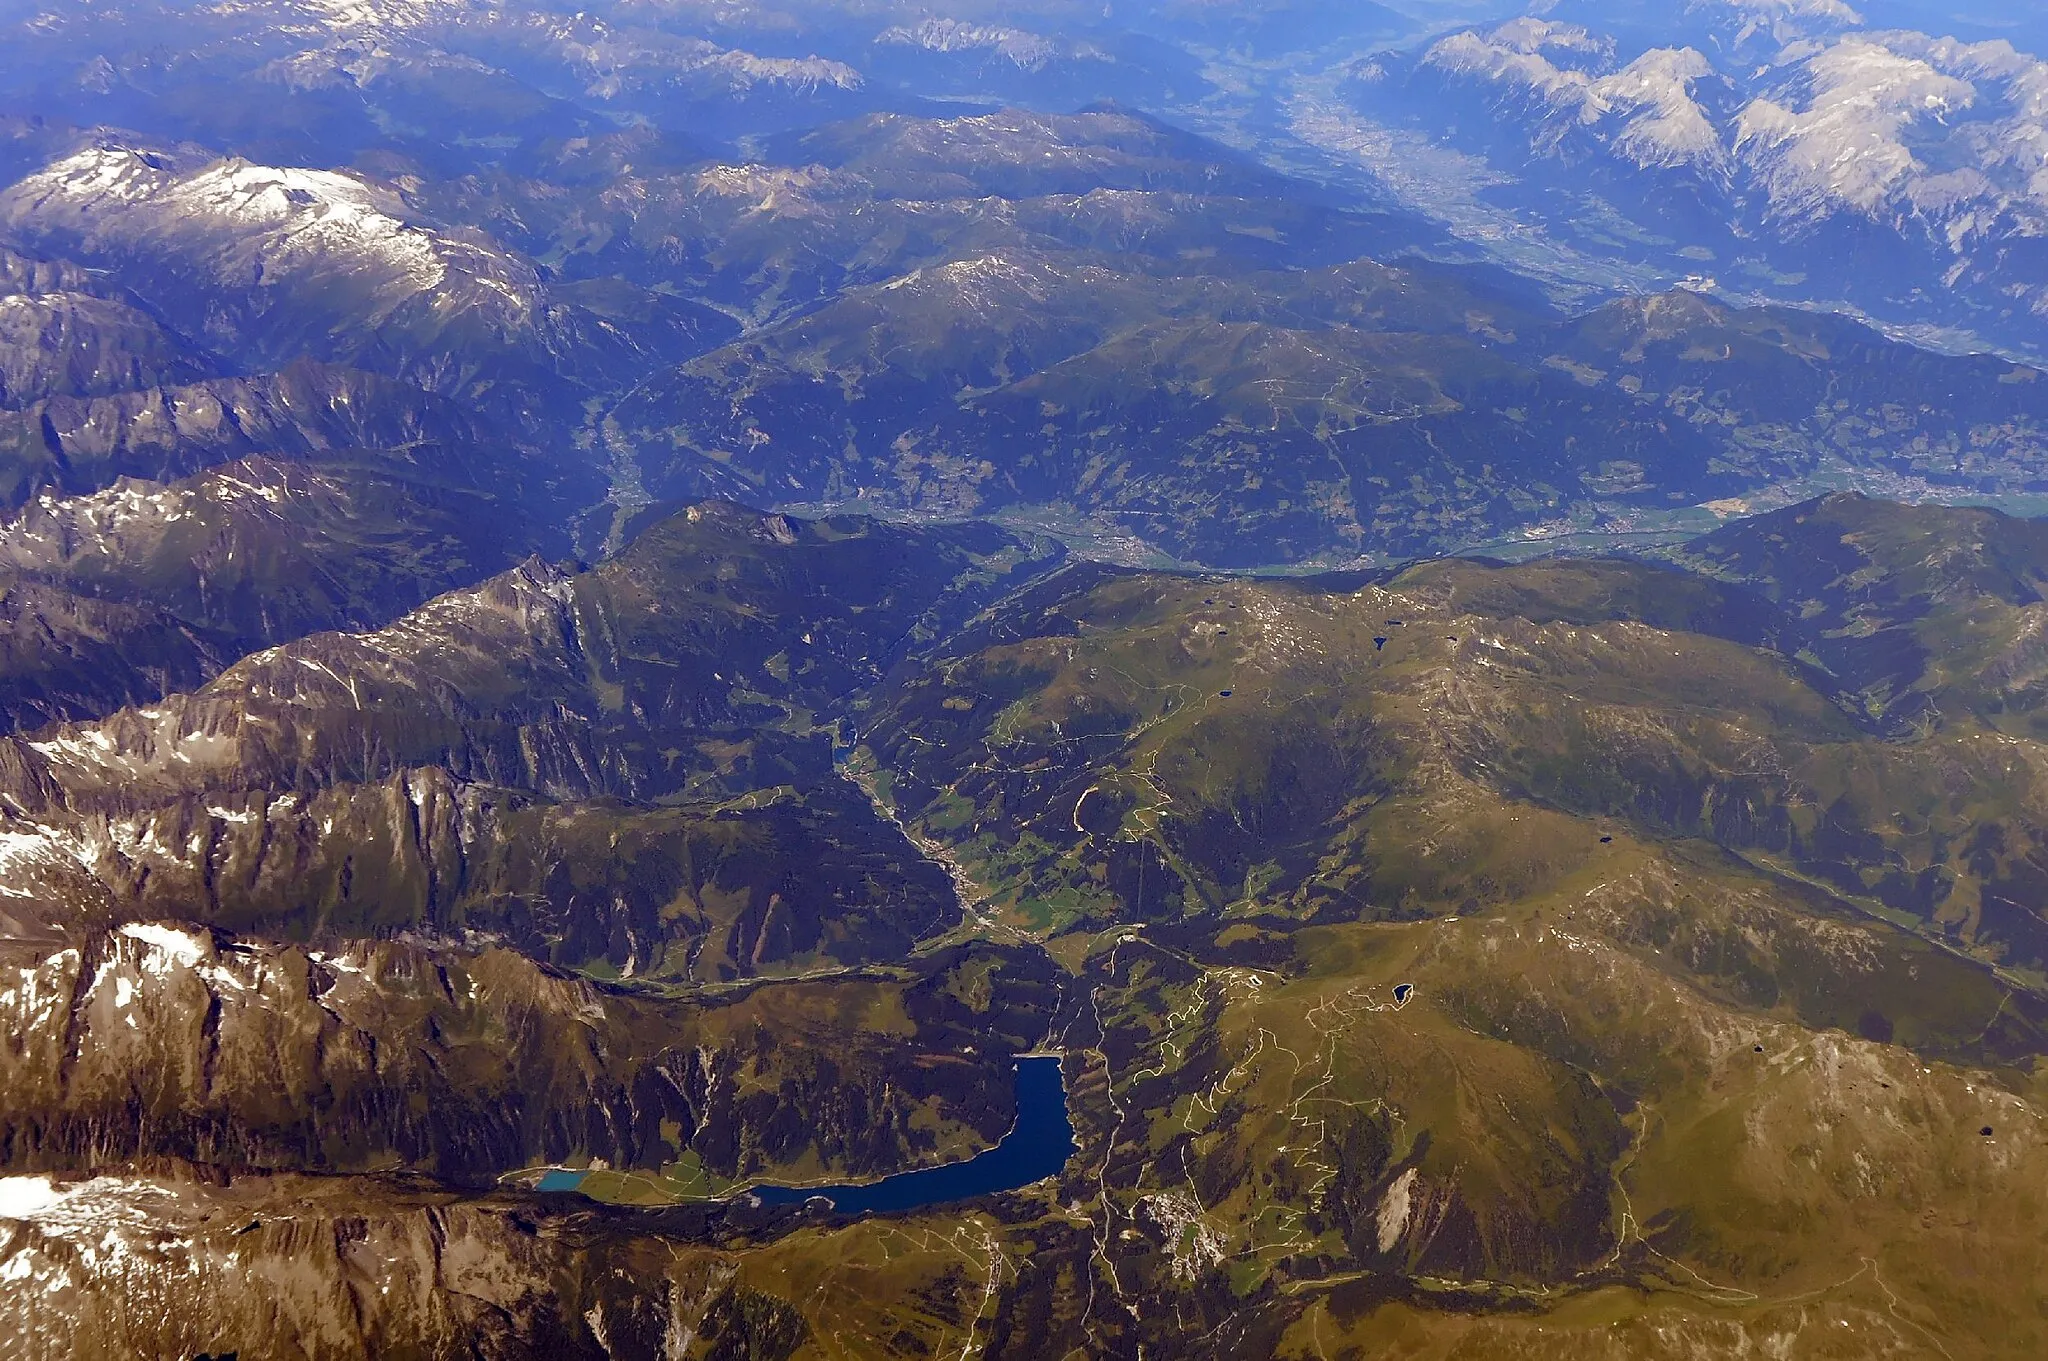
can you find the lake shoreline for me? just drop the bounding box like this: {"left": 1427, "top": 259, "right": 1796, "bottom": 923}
{"left": 532, "top": 1054, "right": 1077, "bottom": 1212}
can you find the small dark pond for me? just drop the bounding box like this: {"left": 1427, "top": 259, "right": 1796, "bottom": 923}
{"left": 749, "top": 1055, "right": 1074, "bottom": 1214}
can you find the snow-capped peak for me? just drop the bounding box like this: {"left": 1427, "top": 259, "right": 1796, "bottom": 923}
{"left": 217, "top": 0, "right": 476, "bottom": 35}
{"left": 6, "top": 147, "right": 452, "bottom": 295}
{"left": 1426, "top": 27, "right": 1728, "bottom": 175}
{"left": 0, "top": 143, "right": 557, "bottom": 338}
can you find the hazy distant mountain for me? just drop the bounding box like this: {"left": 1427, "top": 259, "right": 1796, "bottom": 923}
{"left": 1351, "top": 1, "right": 2048, "bottom": 356}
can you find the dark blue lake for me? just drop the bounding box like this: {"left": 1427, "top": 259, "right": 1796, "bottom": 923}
{"left": 748, "top": 1055, "right": 1074, "bottom": 1214}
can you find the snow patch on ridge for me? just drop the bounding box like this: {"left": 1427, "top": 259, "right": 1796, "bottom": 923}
{"left": 0, "top": 1176, "right": 66, "bottom": 1221}
{"left": 0, "top": 828, "right": 67, "bottom": 893}
{"left": 117, "top": 922, "right": 209, "bottom": 970}
{"left": 1425, "top": 24, "right": 1729, "bottom": 174}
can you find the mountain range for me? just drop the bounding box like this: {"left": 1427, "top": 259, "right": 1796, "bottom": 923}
{"left": 2, "top": 2, "right": 2048, "bottom": 1358}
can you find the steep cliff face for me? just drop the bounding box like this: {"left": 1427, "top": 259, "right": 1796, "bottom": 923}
{"left": 0, "top": 244, "right": 94, "bottom": 297}
{"left": 0, "top": 240, "right": 209, "bottom": 413}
